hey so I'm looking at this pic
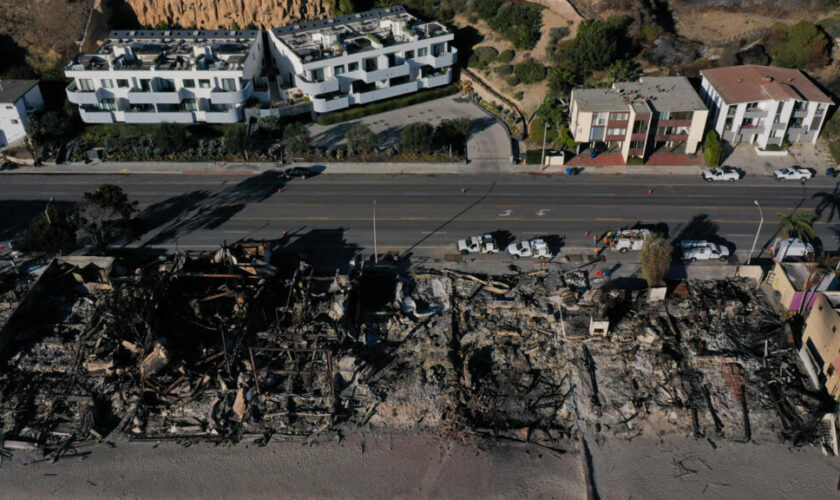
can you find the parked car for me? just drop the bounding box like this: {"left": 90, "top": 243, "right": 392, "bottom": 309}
{"left": 507, "top": 238, "right": 550, "bottom": 259}
{"left": 827, "top": 167, "right": 839, "bottom": 178}
{"left": 773, "top": 166, "right": 813, "bottom": 181}
{"left": 680, "top": 240, "right": 730, "bottom": 262}
{"left": 702, "top": 166, "right": 741, "bottom": 182}
{"left": 457, "top": 235, "right": 499, "bottom": 255}
{"left": 283, "top": 166, "right": 316, "bottom": 179}
{"left": 605, "top": 228, "right": 651, "bottom": 253}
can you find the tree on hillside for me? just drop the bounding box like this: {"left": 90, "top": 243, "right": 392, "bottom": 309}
{"left": 606, "top": 59, "right": 642, "bottom": 83}
{"left": 776, "top": 210, "right": 816, "bottom": 242}
{"left": 640, "top": 234, "right": 672, "bottom": 287}
{"left": 704, "top": 130, "right": 722, "bottom": 167}
{"left": 433, "top": 118, "right": 471, "bottom": 156}
{"left": 765, "top": 21, "right": 830, "bottom": 69}
{"left": 569, "top": 19, "right": 619, "bottom": 75}
{"left": 345, "top": 124, "right": 377, "bottom": 156}
{"left": 80, "top": 184, "right": 142, "bottom": 250}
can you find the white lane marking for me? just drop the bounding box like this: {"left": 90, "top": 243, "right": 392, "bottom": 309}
{"left": 725, "top": 233, "right": 755, "bottom": 237}
{"left": 420, "top": 231, "right": 446, "bottom": 234}
{"left": 536, "top": 209, "right": 550, "bottom": 216}
{"left": 223, "top": 230, "right": 249, "bottom": 234}
{"left": 498, "top": 209, "right": 512, "bottom": 217}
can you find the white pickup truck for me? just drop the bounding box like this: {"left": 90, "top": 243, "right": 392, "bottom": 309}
{"left": 680, "top": 240, "right": 731, "bottom": 262}
{"left": 507, "top": 238, "right": 550, "bottom": 259}
{"left": 771, "top": 238, "right": 814, "bottom": 261}
{"left": 606, "top": 229, "right": 651, "bottom": 253}
{"left": 457, "top": 235, "right": 499, "bottom": 255}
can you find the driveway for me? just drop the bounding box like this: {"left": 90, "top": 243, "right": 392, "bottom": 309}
{"left": 722, "top": 143, "right": 834, "bottom": 177}
{"left": 307, "top": 97, "right": 512, "bottom": 162}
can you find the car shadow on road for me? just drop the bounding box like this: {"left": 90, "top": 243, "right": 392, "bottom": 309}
{"left": 140, "top": 171, "right": 287, "bottom": 246}
{"left": 400, "top": 182, "right": 496, "bottom": 258}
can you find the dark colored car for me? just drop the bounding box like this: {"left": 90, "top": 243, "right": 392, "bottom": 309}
{"left": 827, "top": 167, "right": 839, "bottom": 178}
{"left": 283, "top": 167, "right": 315, "bottom": 179}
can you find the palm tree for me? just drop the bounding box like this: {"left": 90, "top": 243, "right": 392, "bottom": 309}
{"left": 813, "top": 185, "right": 840, "bottom": 222}
{"left": 776, "top": 210, "right": 816, "bottom": 242}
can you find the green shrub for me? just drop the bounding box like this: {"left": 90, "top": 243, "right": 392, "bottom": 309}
{"left": 468, "top": 46, "right": 500, "bottom": 69}
{"left": 819, "top": 15, "right": 840, "bottom": 39}
{"left": 525, "top": 149, "right": 543, "bottom": 164}
{"left": 763, "top": 143, "right": 782, "bottom": 151}
{"left": 345, "top": 124, "right": 377, "bottom": 155}
{"left": 514, "top": 59, "right": 546, "bottom": 84}
{"left": 506, "top": 75, "right": 520, "bottom": 86}
{"left": 153, "top": 122, "right": 189, "bottom": 153}
{"left": 514, "top": 91, "right": 524, "bottom": 100}
{"left": 626, "top": 156, "right": 644, "bottom": 164}
{"left": 399, "top": 123, "right": 435, "bottom": 154}
{"left": 704, "top": 130, "right": 722, "bottom": 167}
{"left": 494, "top": 64, "right": 513, "bottom": 76}
{"left": 316, "top": 84, "right": 459, "bottom": 125}
{"left": 475, "top": 0, "right": 500, "bottom": 20}
{"left": 486, "top": 2, "right": 545, "bottom": 50}
{"left": 497, "top": 49, "right": 515, "bottom": 63}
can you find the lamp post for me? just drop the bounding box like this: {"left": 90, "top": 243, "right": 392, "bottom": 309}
{"left": 45, "top": 196, "right": 54, "bottom": 225}
{"left": 540, "top": 121, "right": 549, "bottom": 169}
{"left": 748, "top": 200, "right": 763, "bottom": 265}
{"left": 373, "top": 200, "right": 378, "bottom": 264}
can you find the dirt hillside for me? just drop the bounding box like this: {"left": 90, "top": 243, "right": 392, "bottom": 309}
{"left": 124, "top": 0, "right": 332, "bottom": 30}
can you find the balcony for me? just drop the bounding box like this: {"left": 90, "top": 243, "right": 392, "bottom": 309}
{"left": 415, "top": 47, "right": 458, "bottom": 69}
{"left": 351, "top": 80, "right": 420, "bottom": 105}
{"left": 657, "top": 119, "right": 692, "bottom": 127}
{"left": 210, "top": 80, "right": 253, "bottom": 105}
{"left": 743, "top": 109, "right": 767, "bottom": 119}
{"left": 65, "top": 81, "right": 99, "bottom": 105}
{"left": 124, "top": 111, "right": 195, "bottom": 124}
{"left": 199, "top": 108, "right": 242, "bottom": 123}
{"left": 293, "top": 75, "right": 339, "bottom": 95}
{"left": 312, "top": 95, "right": 350, "bottom": 113}
{"left": 420, "top": 72, "right": 451, "bottom": 89}
{"left": 79, "top": 109, "right": 115, "bottom": 124}
{"left": 655, "top": 133, "right": 689, "bottom": 142}
{"left": 127, "top": 89, "right": 181, "bottom": 104}
{"left": 360, "top": 63, "right": 410, "bottom": 84}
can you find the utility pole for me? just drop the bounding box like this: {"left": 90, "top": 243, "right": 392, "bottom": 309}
{"left": 373, "top": 200, "right": 378, "bottom": 264}
{"left": 748, "top": 200, "right": 763, "bottom": 265}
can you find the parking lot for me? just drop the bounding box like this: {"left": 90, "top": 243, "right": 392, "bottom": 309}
{"left": 307, "top": 96, "right": 512, "bottom": 161}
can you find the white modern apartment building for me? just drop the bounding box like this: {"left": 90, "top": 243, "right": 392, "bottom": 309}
{"left": 65, "top": 29, "right": 267, "bottom": 124}
{"left": 268, "top": 6, "right": 457, "bottom": 114}
{"left": 0, "top": 80, "right": 44, "bottom": 147}
{"left": 700, "top": 65, "right": 833, "bottom": 147}
{"left": 569, "top": 77, "right": 708, "bottom": 163}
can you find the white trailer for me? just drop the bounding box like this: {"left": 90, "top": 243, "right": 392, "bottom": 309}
{"left": 607, "top": 229, "right": 651, "bottom": 253}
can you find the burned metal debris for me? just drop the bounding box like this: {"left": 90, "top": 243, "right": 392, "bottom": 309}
{"left": 0, "top": 244, "right": 829, "bottom": 457}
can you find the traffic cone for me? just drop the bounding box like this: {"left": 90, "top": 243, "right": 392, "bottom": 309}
{"left": 647, "top": 189, "right": 653, "bottom": 195}
{"left": 282, "top": 231, "right": 287, "bottom": 236}
{"left": 277, "top": 188, "right": 283, "bottom": 193}
{"left": 460, "top": 188, "right": 467, "bottom": 194}
{"left": 584, "top": 232, "right": 589, "bottom": 237}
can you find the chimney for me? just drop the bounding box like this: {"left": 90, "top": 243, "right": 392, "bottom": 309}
{"left": 761, "top": 76, "right": 773, "bottom": 83}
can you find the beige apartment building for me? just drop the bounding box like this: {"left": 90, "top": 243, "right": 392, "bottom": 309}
{"left": 800, "top": 293, "right": 840, "bottom": 400}
{"left": 569, "top": 77, "right": 708, "bottom": 163}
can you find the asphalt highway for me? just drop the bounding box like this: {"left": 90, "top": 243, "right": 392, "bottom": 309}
{"left": 0, "top": 173, "right": 838, "bottom": 261}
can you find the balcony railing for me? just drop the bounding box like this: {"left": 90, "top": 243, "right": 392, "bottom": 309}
{"left": 209, "top": 80, "right": 253, "bottom": 105}
{"left": 312, "top": 95, "right": 350, "bottom": 113}
{"left": 293, "top": 75, "right": 339, "bottom": 95}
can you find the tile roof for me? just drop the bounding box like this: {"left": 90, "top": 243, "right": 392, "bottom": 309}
{"left": 701, "top": 65, "right": 833, "bottom": 105}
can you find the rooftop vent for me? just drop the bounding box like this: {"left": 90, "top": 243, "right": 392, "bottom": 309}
{"left": 737, "top": 78, "right": 744, "bottom": 83}
{"left": 761, "top": 76, "right": 773, "bottom": 83}
{"left": 788, "top": 77, "right": 795, "bottom": 83}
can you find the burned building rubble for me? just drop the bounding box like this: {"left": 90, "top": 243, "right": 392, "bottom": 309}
{"left": 0, "top": 244, "right": 829, "bottom": 456}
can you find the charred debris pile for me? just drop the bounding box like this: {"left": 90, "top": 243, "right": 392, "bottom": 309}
{"left": 0, "top": 245, "right": 827, "bottom": 457}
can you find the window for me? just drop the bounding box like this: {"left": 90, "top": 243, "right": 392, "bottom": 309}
{"left": 10, "top": 119, "right": 19, "bottom": 124}
{"left": 607, "top": 128, "right": 626, "bottom": 136}
{"left": 183, "top": 79, "right": 196, "bottom": 88}
{"left": 418, "top": 47, "right": 428, "bottom": 57}
{"left": 101, "top": 79, "right": 114, "bottom": 89}
{"left": 632, "top": 120, "right": 647, "bottom": 133}
{"left": 609, "top": 112, "right": 629, "bottom": 121}
{"left": 593, "top": 112, "right": 608, "bottom": 126}
{"left": 97, "top": 99, "right": 116, "bottom": 111}
{"left": 220, "top": 78, "right": 236, "bottom": 91}
{"left": 309, "top": 69, "right": 324, "bottom": 82}
{"left": 78, "top": 79, "right": 94, "bottom": 91}
{"left": 334, "top": 65, "right": 345, "bottom": 76}
{"left": 210, "top": 103, "right": 235, "bottom": 112}
{"left": 348, "top": 62, "right": 359, "bottom": 72}
{"left": 658, "top": 111, "right": 670, "bottom": 120}
{"left": 432, "top": 42, "right": 445, "bottom": 56}
{"left": 745, "top": 102, "right": 759, "bottom": 111}
{"left": 117, "top": 79, "right": 129, "bottom": 88}
{"left": 629, "top": 140, "right": 645, "bottom": 149}
{"left": 5, "top": 105, "right": 12, "bottom": 110}
{"left": 199, "top": 79, "right": 211, "bottom": 88}
{"left": 669, "top": 111, "right": 692, "bottom": 120}
{"left": 363, "top": 58, "right": 377, "bottom": 71}
{"left": 181, "top": 98, "right": 197, "bottom": 111}
{"left": 139, "top": 79, "right": 151, "bottom": 92}
{"left": 404, "top": 50, "right": 414, "bottom": 59}
{"left": 159, "top": 78, "right": 175, "bottom": 91}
